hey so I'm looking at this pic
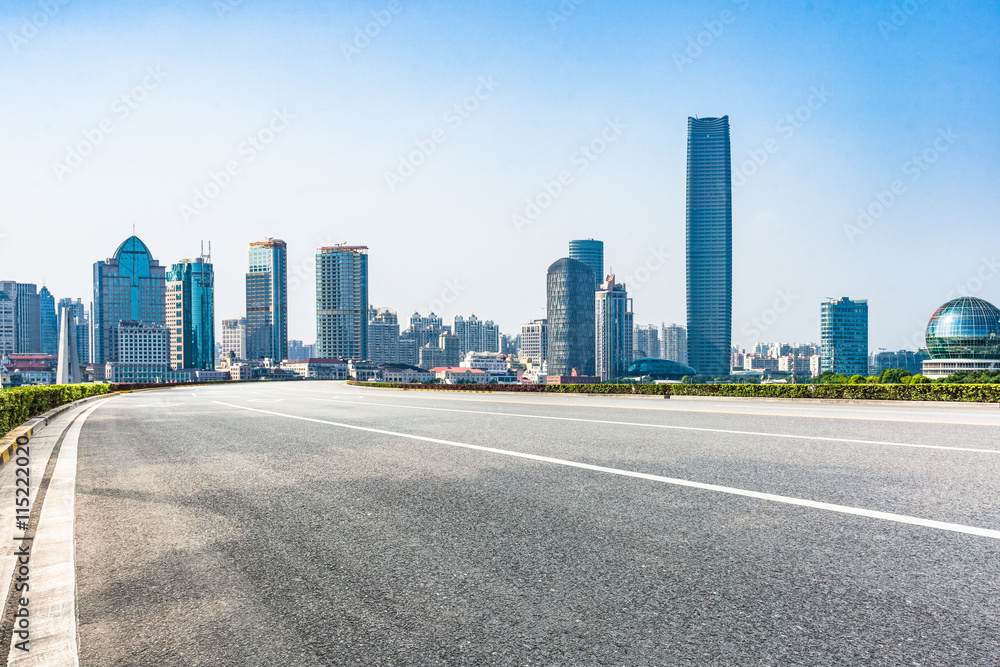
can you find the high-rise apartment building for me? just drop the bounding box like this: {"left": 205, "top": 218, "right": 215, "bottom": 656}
{"left": 167, "top": 251, "right": 215, "bottom": 370}
{"left": 57, "top": 298, "right": 89, "bottom": 364}
{"left": 368, "top": 307, "right": 401, "bottom": 365}
{"left": 453, "top": 314, "right": 500, "bottom": 356}
{"left": 820, "top": 297, "right": 869, "bottom": 376}
{"left": 39, "top": 286, "right": 58, "bottom": 355}
{"left": 316, "top": 245, "right": 368, "bottom": 361}
{"left": 220, "top": 318, "right": 247, "bottom": 361}
{"left": 546, "top": 258, "right": 596, "bottom": 377}
{"left": 287, "top": 340, "right": 316, "bottom": 362}
{"left": 569, "top": 239, "right": 604, "bottom": 290}
{"left": 595, "top": 275, "right": 633, "bottom": 381}
{"left": 633, "top": 324, "right": 660, "bottom": 360}
{"left": 402, "top": 312, "right": 446, "bottom": 349}
{"left": 246, "top": 239, "right": 288, "bottom": 362}
{"left": 93, "top": 236, "right": 166, "bottom": 364}
{"left": 14, "top": 283, "right": 41, "bottom": 354}
{"left": 0, "top": 288, "right": 14, "bottom": 356}
{"left": 519, "top": 319, "right": 547, "bottom": 365}
{"left": 661, "top": 323, "right": 688, "bottom": 365}
{"left": 686, "top": 115, "right": 732, "bottom": 377}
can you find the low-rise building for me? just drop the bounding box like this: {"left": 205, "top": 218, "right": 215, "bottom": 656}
{"left": 460, "top": 351, "right": 509, "bottom": 375}
{"left": 348, "top": 360, "right": 379, "bottom": 381}
{"left": 283, "top": 358, "right": 348, "bottom": 380}
{"left": 378, "top": 363, "right": 435, "bottom": 384}
{"left": 430, "top": 367, "right": 489, "bottom": 384}
{"left": 229, "top": 363, "right": 253, "bottom": 381}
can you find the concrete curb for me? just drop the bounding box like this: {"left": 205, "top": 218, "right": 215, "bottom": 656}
{"left": 0, "top": 392, "right": 118, "bottom": 470}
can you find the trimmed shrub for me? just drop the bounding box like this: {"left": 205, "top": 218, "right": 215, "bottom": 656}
{"left": 1, "top": 384, "right": 113, "bottom": 437}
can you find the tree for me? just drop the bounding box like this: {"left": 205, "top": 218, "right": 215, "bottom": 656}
{"left": 879, "top": 368, "right": 912, "bottom": 384}
{"left": 848, "top": 374, "right": 867, "bottom": 384}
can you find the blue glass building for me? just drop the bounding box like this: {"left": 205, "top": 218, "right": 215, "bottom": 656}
{"left": 316, "top": 245, "right": 369, "bottom": 361}
{"left": 246, "top": 239, "right": 288, "bottom": 361}
{"left": 39, "top": 286, "right": 58, "bottom": 355}
{"left": 686, "top": 116, "right": 732, "bottom": 377}
{"left": 92, "top": 236, "right": 166, "bottom": 364}
{"left": 167, "top": 254, "right": 215, "bottom": 370}
{"left": 569, "top": 239, "right": 604, "bottom": 289}
{"left": 820, "top": 297, "right": 869, "bottom": 376}
{"left": 921, "top": 296, "right": 1000, "bottom": 378}
{"left": 546, "top": 258, "right": 596, "bottom": 377}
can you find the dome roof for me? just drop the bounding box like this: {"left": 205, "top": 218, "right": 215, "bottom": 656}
{"left": 625, "top": 358, "right": 698, "bottom": 380}
{"left": 925, "top": 297, "right": 1000, "bottom": 360}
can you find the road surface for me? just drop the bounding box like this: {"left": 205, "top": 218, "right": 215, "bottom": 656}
{"left": 4, "top": 381, "right": 1000, "bottom": 665}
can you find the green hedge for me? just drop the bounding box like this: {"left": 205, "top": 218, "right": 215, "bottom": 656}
{"left": 0, "top": 384, "right": 113, "bottom": 437}
{"left": 345, "top": 381, "right": 1000, "bottom": 403}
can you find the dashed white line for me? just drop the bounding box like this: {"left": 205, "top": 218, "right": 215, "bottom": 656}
{"left": 213, "top": 400, "right": 1000, "bottom": 541}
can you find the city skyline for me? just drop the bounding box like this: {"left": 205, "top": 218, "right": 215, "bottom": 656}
{"left": 2, "top": 3, "right": 997, "bottom": 350}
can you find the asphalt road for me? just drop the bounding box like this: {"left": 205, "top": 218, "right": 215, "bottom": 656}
{"left": 66, "top": 382, "right": 1000, "bottom": 665}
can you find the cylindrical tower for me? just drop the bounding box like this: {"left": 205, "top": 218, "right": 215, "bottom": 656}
{"left": 546, "top": 258, "right": 596, "bottom": 377}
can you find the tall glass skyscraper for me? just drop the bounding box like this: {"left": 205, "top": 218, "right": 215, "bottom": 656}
{"left": 93, "top": 236, "right": 166, "bottom": 364}
{"left": 569, "top": 239, "right": 604, "bottom": 289}
{"left": 39, "top": 286, "right": 58, "bottom": 355}
{"left": 595, "top": 275, "right": 633, "bottom": 381}
{"left": 686, "top": 116, "right": 733, "bottom": 377}
{"left": 316, "top": 245, "right": 368, "bottom": 361}
{"left": 167, "top": 252, "right": 215, "bottom": 370}
{"left": 820, "top": 297, "right": 869, "bottom": 376}
{"left": 546, "top": 257, "right": 596, "bottom": 377}
{"left": 246, "top": 239, "right": 288, "bottom": 362}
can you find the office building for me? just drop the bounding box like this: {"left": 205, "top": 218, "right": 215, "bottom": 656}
{"left": 220, "top": 318, "right": 247, "bottom": 362}
{"left": 316, "top": 245, "right": 369, "bottom": 361}
{"left": 57, "top": 298, "right": 89, "bottom": 364}
{"left": 869, "top": 350, "right": 930, "bottom": 376}
{"left": 368, "top": 307, "right": 401, "bottom": 365}
{"left": 633, "top": 324, "right": 659, "bottom": 360}
{"left": 14, "top": 283, "right": 41, "bottom": 353}
{"left": 519, "top": 319, "right": 547, "bottom": 365}
{"left": 93, "top": 236, "right": 166, "bottom": 364}
{"left": 546, "top": 257, "right": 596, "bottom": 377}
{"left": 104, "top": 321, "right": 170, "bottom": 383}
{"left": 661, "top": 323, "right": 688, "bottom": 365}
{"left": 246, "top": 239, "right": 288, "bottom": 362}
{"left": 569, "top": 239, "right": 604, "bottom": 289}
{"left": 167, "top": 251, "right": 215, "bottom": 371}
{"left": 595, "top": 275, "right": 633, "bottom": 381}
{"left": 39, "top": 286, "right": 58, "bottom": 355}
{"left": 0, "top": 286, "right": 14, "bottom": 356}
{"left": 922, "top": 297, "right": 1000, "bottom": 379}
{"left": 453, "top": 314, "right": 500, "bottom": 356}
{"left": 820, "top": 297, "right": 869, "bottom": 376}
{"left": 686, "top": 115, "right": 733, "bottom": 377}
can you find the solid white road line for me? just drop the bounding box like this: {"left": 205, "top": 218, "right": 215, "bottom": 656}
{"left": 295, "top": 395, "right": 1000, "bottom": 456}
{"left": 7, "top": 400, "right": 109, "bottom": 667}
{"left": 214, "top": 401, "right": 1000, "bottom": 541}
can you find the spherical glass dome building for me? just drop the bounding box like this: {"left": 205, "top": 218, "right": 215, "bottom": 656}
{"left": 925, "top": 297, "right": 1000, "bottom": 359}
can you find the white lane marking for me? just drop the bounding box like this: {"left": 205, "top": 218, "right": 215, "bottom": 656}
{"left": 297, "top": 396, "right": 1000, "bottom": 456}
{"left": 213, "top": 401, "right": 1000, "bottom": 541}
{"left": 8, "top": 399, "right": 110, "bottom": 666}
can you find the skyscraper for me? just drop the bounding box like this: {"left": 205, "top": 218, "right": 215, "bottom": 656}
{"left": 93, "top": 236, "right": 166, "bottom": 364}
{"left": 569, "top": 239, "right": 604, "bottom": 290}
{"left": 14, "top": 284, "right": 41, "bottom": 354}
{"left": 0, "top": 287, "right": 14, "bottom": 356}
{"left": 519, "top": 319, "right": 547, "bottom": 365}
{"left": 453, "top": 314, "right": 500, "bottom": 356}
{"left": 246, "top": 239, "right": 288, "bottom": 362}
{"left": 368, "top": 307, "right": 401, "bottom": 365}
{"left": 595, "top": 275, "right": 633, "bottom": 381}
{"left": 316, "top": 245, "right": 368, "bottom": 361}
{"left": 661, "top": 323, "right": 688, "bottom": 365}
{"left": 546, "top": 258, "right": 596, "bottom": 377}
{"left": 167, "top": 250, "right": 215, "bottom": 370}
{"left": 39, "top": 286, "right": 58, "bottom": 355}
{"left": 820, "top": 297, "right": 869, "bottom": 376}
{"left": 58, "top": 298, "right": 90, "bottom": 364}
{"left": 686, "top": 115, "right": 732, "bottom": 377}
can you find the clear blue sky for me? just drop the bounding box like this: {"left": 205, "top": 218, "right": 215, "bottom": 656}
{"left": 2, "top": 0, "right": 998, "bottom": 351}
